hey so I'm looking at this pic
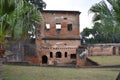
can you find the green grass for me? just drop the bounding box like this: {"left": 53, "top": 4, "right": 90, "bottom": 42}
{"left": 2, "top": 65, "right": 120, "bottom": 80}
{"left": 88, "top": 56, "right": 120, "bottom": 65}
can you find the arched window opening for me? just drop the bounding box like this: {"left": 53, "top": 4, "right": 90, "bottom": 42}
{"left": 42, "top": 55, "right": 48, "bottom": 64}
{"left": 56, "top": 52, "right": 62, "bottom": 58}
{"left": 65, "top": 52, "right": 67, "bottom": 58}
{"left": 50, "top": 52, "right": 53, "bottom": 58}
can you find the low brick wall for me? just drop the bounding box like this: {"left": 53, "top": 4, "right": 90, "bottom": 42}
{"left": 89, "top": 47, "right": 113, "bottom": 56}
{"left": 87, "top": 44, "right": 120, "bottom": 56}
{"left": 3, "top": 61, "right": 30, "bottom": 66}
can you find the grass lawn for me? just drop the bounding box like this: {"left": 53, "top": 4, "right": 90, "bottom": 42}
{"left": 88, "top": 56, "right": 120, "bottom": 65}
{"left": 2, "top": 65, "right": 120, "bottom": 80}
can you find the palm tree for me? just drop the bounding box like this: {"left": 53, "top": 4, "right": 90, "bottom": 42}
{"left": 89, "top": 0, "right": 120, "bottom": 43}
{"left": 0, "top": 0, "right": 16, "bottom": 57}
{"left": 0, "top": 0, "right": 45, "bottom": 57}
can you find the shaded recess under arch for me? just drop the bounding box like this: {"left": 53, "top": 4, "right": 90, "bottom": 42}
{"left": 56, "top": 52, "right": 62, "bottom": 58}
{"left": 42, "top": 55, "right": 48, "bottom": 64}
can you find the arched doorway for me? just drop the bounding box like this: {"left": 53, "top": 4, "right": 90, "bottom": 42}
{"left": 56, "top": 52, "right": 62, "bottom": 58}
{"left": 42, "top": 55, "right": 48, "bottom": 64}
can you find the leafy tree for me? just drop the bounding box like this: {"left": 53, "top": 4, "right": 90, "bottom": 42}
{"left": 82, "top": 0, "right": 120, "bottom": 44}
{"left": 0, "top": 0, "right": 45, "bottom": 57}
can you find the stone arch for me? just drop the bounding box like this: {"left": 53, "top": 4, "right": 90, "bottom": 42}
{"left": 56, "top": 52, "right": 62, "bottom": 58}
{"left": 42, "top": 55, "right": 48, "bottom": 64}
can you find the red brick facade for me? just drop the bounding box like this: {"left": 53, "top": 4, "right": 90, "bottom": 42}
{"left": 24, "top": 10, "right": 87, "bottom": 66}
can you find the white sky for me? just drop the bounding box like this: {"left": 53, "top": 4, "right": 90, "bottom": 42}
{"left": 43, "top": 0, "right": 102, "bottom": 32}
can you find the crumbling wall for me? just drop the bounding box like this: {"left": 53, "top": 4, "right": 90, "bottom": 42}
{"left": 36, "top": 39, "right": 80, "bottom": 65}
{"left": 35, "top": 10, "right": 81, "bottom": 66}
{"left": 87, "top": 44, "right": 120, "bottom": 56}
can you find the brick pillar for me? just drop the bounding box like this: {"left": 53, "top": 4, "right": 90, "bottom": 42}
{"left": 76, "top": 54, "right": 87, "bottom": 66}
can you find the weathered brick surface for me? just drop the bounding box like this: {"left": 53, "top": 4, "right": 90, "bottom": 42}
{"left": 88, "top": 44, "right": 120, "bottom": 56}
{"left": 36, "top": 39, "right": 81, "bottom": 65}
{"left": 24, "top": 57, "right": 40, "bottom": 65}
{"left": 25, "top": 10, "right": 87, "bottom": 66}
{"left": 37, "top": 10, "right": 80, "bottom": 39}
{"left": 38, "top": 48, "right": 77, "bottom": 64}
{"left": 35, "top": 10, "right": 86, "bottom": 66}
{"left": 76, "top": 54, "right": 87, "bottom": 66}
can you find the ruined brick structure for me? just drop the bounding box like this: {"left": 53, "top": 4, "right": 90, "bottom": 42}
{"left": 87, "top": 44, "right": 120, "bottom": 56}
{"left": 25, "top": 10, "right": 87, "bottom": 66}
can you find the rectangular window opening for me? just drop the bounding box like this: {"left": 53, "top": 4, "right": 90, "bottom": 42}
{"left": 65, "top": 52, "right": 67, "bottom": 58}
{"left": 45, "top": 24, "right": 50, "bottom": 30}
{"left": 50, "top": 52, "right": 53, "bottom": 58}
{"left": 70, "top": 54, "right": 76, "bottom": 59}
{"left": 56, "top": 23, "right": 61, "bottom": 31}
{"left": 56, "top": 52, "right": 62, "bottom": 58}
{"left": 67, "top": 24, "right": 72, "bottom": 31}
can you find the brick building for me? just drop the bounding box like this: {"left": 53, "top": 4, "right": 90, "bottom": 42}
{"left": 25, "top": 10, "right": 87, "bottom": 66}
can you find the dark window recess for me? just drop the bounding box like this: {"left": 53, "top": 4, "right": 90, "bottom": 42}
{"left": 50, "top": 52, "right": 53, "bottom": 58}
{"left": 65, "top": 52, "right": 67, "bottom": 57}
{"left": 56, "top": 52, "right": 62, "bottom": 58}
{"left": 67, "top": 24, "right": 72, "bottom": 31}
{"left": 64, "top": 17, "right": 67, "bottom": 20}
{"left": 42, "top": 55, "right": 48, "bottom": 64}
{"left": 56, "top": 29, "right": 61, "bottom": 32}
{"left": 71, "top": 54, "right": 76, "bottom": 59}
{"left": 30, "top": 38, "right": 35, "bottom": 44}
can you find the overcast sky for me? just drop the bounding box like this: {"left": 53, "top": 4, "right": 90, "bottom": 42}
{"left": 43, "top": 0, "right": 102, "bottom": 32}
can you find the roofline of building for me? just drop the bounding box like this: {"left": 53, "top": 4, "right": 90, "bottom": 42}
{"left": 41, "top": 37, "right": 81, "bottom": 40}
{"left": 41, "top": 10, "right": 81, "bottom": 14}
{"left": 87, "top": 43, "right": 120, "bottom": 47}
